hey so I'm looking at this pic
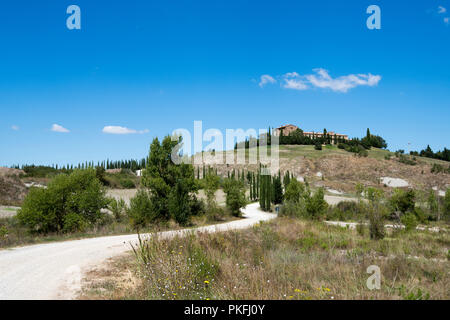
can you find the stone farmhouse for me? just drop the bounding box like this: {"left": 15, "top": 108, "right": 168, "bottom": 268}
{"left": 273, "top": 124, "right": 349, "bottom": 142}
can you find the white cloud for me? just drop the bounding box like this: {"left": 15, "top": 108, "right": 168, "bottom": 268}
{"left": 259, "top": 69, "right": 381, "bottom": 93}
{"left": 51, "top": 124, "right": 70, "bottom": 133}
{"left": 281, "top": 72, "right": 308, "bottom": 90}
{"left": 102, "top": 126, "right": 149, "bottom": 135}
{"left": 11, "top": 125, "right": 19, "bottom": 131}
{"left": 438, "top": 6, "right": 447, "bottom": 14}
{"left": 444, "top": 17, "right": 449, "bottom": 24}
{"left": 258, "top": 74, "right": 276, "bottom": 87}
{"left": 305, "top": 68, "right": 381, "bottom": 93}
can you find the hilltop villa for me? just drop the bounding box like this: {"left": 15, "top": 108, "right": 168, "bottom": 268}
{"left": 273, "top": 124, "right": 349, "bottom": 141}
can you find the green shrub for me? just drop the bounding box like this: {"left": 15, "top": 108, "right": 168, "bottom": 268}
{"left": 401, "top": 212, "right": 418, "bottom": 232}
{"left": 356, "top": 222, "right": 366, "bottom": 237}
{"left": 430, "top": 164, "right": 450, "bottom": 174}
{"left": 368, "top": 209, "right": 385, "bottom": 240}
{"left": 17, "top": 169, "right": 107, "bottom": 234}
{"left": 444, "top": 189, "right": 450, "bottom": 221}
{"left": 314, "top": 142, "right": 322, "bottom": 150}
{"left": 0, "top": 225, "right": 8, "bottom": 239}
{"left": 326, "top": 201, "right": 361, "bottom": 221}
{"left": 223, "top": 179, "right": 246, "bottom": 217}
{"left": 280, "top": 201, "right": 301, "bottom": 218}
{"left": 127, "top": 189, "right": 154, "bottom": 228}
{"left": 305, "top": 188, "right": 328, "bottom": 219}
{"left": 413, "top": 207, "right": 427, "bottom": 224}
{"left": 109, "top": 198, "right": 127, "bottom": 222}
{"left": 398, "top": 154, "right": 417, "bottom": 166}
{"left": 365, "top": 187, "right": 386, "bottom": 240}
{"left": 120, "top": 178, "right": 136, "bottom": 189}
{"left": 389, "top": 189, "right": 415, "bottom": 218}
{"left": 22, "top": 165, "right": 61, "bottom": 178}
{"left": 284, "top": 179, "right": 305, "bottom": 203}
{"left": 62, "top": 212, "right": 88, "bottom": 233}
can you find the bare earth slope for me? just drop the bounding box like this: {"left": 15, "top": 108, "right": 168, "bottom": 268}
{"left": 0, "top": 203, "right": 275, "bottom": 300}
{"left": 197, "top": 146, "right": 450, "bottom": 193}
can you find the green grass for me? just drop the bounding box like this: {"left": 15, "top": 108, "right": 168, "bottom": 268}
{"left": 2, "top": 207, "right": 18, "bottom": 212}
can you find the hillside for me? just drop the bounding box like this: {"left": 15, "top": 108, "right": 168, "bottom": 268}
{"left": 0, "top": 167, "right": 27, "bottom": 206}
{"left": 195, "top": 145, "right": 450, "bottom": 194}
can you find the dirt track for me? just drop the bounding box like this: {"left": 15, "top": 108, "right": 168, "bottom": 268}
{"left": 0, "top": 203, "right": 275, "bottom": 300}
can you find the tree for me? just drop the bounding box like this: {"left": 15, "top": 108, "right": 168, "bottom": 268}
{"left": 305, "top": 188, "right": 328, "bottom": 219}
{"left": 314, "top": 142, "right": 322, "bottom": 150}
{"left": 284, "top": 178, "right": 305, "bottom": 203}
{"left": 141, "top": 136, "right": 199, "bottom": 225}
{"left": 17, "top": 169, "right": 108, "bottom": 233}
{"left": 127, "top": 189, "right": 153, "bottom": 228}
{"left": 273, "top": 176, "right": 283, "bottom": 204}
{"left": 389, "top": 189, "right": 415, "bottom": 218}
{"left": 427, "top": 189, "right": 439, "bottom": 220}
{"left": 204, "top": 170, "right": 220, "bottom": 211}
{"left": 223, "top": 179, "right": 246, "bottom": 217}
{"left": 444, "top": 189, "right": 450, "bottom": 221}
{"left": 365, "top": 187, "right": 386, "bottom": 240}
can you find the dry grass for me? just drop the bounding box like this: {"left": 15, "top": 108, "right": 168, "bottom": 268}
{"left": 81, "top": 217, "right": 449, "bottom": 300}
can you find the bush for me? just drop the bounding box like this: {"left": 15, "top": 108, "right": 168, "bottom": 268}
{"left": 326, "top": 201, "right": 361, "bottom": 221}
{"left": 280, "top": 201, "right": 301, "bottom": 218}
{"left": 109, "top": 198, "right": 127, "bottom": 222}
{"left": 365, "top": 187, "right": 386, "bottom": 240}
{"left": 413, "top": 207, "right": 428, "bottom": 224}
{"left": 223, "top": 179, "right": 246, "bottom": 217}
{"left": 127, "top": 189, "right": 154, "bottom": 228}
{"left": 284, "top": 179, "right": 305, "bottom": 203}
{"left": 305, "top": 188, "right": 328, "bottom": 219}
{"left": 22, "top": 165, "right": 60, "bottom": 178}
{"left": 62, "top": 212, "right": 88, "bottom": 233}
{"left": 444, "top": 189, "right": 450, "bottom": 221}
{"left": 314, "top": 142, "right": 322, "bottom": 150}
{"left": 398, "top": 154, "right": 417, "bottom": 166}
{"left": 120, "top": 179, "right": 136, "bottom": 189}
{"left": 368, "top": 209, "right": 385, "bottom": 240}
{"left": 0, "top": 225, "right": 8, "bottom": 239}
{"left": 204, "top": 171, "right": 220, "bottom": 219}
{"left": 431, "top": 164, "right": 450, "bottom": 174}
{"left": 17, "top": 169, "right": 108, "bottom": 234}
{"left": 168, "top": 181, "right": 192, "bottom": 226}
{"left": 401, "top": 212, "right": 418, "bottom": 232}
{"left": 389, "top": 189, "right": 415, "bottom": 219}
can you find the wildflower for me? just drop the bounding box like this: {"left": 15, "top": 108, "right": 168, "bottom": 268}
{"left": 324, "top": 288, "right": 331, "bottom": 292}
{"left": 204, "top": 280, "right": 210, "bottom": 284}
{"left": 294, "top": 289, "right": 301, "bottom": 293}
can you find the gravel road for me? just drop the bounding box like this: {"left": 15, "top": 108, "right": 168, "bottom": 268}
{"left": 0, "top": 203, "right": 275, "bottom": 300}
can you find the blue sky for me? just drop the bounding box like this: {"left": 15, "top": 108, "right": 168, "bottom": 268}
{"left": 0, "top": 0, "right": 449, "bottom": 166}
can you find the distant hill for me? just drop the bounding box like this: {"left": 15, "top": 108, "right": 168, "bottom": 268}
{"left": 194, "top": 145, "right": 450, "bottom": 194}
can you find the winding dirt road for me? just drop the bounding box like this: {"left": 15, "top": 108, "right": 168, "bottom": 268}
{"left": 0, "top": 203, "right": 275, "bottom": 300}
